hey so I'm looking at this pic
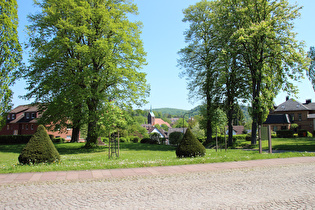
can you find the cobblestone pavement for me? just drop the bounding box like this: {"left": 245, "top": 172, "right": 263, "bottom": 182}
{"left": 1, "top": 162, "right": 315, "bottom": 209}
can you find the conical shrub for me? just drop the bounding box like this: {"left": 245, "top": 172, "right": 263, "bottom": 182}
{"left": 18, "top": 125, "right": 60, "bottom": 164}
{"left": 176, "top": 128, "right": 206, "bottom": 158}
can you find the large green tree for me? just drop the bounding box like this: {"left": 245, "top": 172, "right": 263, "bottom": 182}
{"left": 308, "top": 46, "right": 315, "bottom": 91}
{"left": 24, "top": 0, "right": 149, "bottom": 147}
{"left": 0, "top": 0, "right": 22, "bottom": 127}
{"left": 178, "top": 0, "right": 223, "bottom": 145}
{"left": 214, "top": 0, "right": 308, "bottom": 145}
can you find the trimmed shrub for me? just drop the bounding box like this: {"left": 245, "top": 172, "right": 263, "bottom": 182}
{"left": 169, "top": 132, "right": 184, "bottom": 145}
{"left": 176, "top": 128, "right": 206, "bottom": 158}
{"left": 140, "top": 138, "right": 151, "bottom": 144}
{"left": 232, "top": 134, "right": 247, "bottom": 142}
{"left": 276, "top": 130, "right": 294, "bottom": 138}
{"left": 52, "top": 137, "right": 65, "bottom": 143}
{"left": 0, "top": 135, "right": 33, "bottom": 145}
{"left": 18, "top": 125, "right": 60, "bottom": 164}
{"left": 129, "top": 136, "right": 140, "bottom": 143}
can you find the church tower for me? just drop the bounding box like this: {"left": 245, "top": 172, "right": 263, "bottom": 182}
{"left": 148, "top": 106, "right": 155, "bottom": 125}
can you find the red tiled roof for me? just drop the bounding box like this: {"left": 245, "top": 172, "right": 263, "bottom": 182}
{"left": 154, "top": 118, "right": 171, "bottom": 128}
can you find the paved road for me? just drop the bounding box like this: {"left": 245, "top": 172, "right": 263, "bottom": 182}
{"left": 1, "top": 162, "right": 314, "bottom": 209}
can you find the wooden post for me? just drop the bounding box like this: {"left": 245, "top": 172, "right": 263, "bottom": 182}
{"left": 108, "top": 132, "right": 111, "bottom": 159}
{"left": 268, "top": 125, "right": 272, "bottom": 154}
{"left": 259, "top": 125, "right": 262, "bottom": 154}
{"left": 215, "top": 127, "right": 218, "bottom": 152}
{"left": 224, "top": 127, "right": 227, "bottom": 152}
{"left": 117, "top": 130, "right": 120, "bottom": 158}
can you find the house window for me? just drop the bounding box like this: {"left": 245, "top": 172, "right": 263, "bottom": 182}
{"left": 31, "top": 124, "right": 34, "bottom": 130}
{"left": 26, "top": 125, "right": 28, "bottom": 130}
{"left": 298, "top": 113, "right": 302, "bottom": 121}
{"left": 22, "top": 124, "right": 24, "bottom": 129}
{"left": 290, "top": 114, "right": 295, "bottom": 122}
{"left": 66, "top": 135, "right": 71, "bottom": 139}
{"left": 12, "top": 114, "right": 15, "bottom": 119}
{"left": 31, "top": 113, "right": 36, "bottom": 119}
{"left": 273, "top": 126, "right": 277, "bottom": 131}
{"left": 26, "top": 113, "right": 30, "bottom": 119}
{"left": 7, "top": 115, "right": 10, "bottom": 120}
{"left": 7, "top": 125, "right": 9, "bottom": 130}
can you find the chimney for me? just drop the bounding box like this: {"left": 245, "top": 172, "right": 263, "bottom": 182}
{"left": 306, "top": 99, "right": 312, "bottom": 104}
{"left": 286, "top": 96, "right": 290, "bottom": 101}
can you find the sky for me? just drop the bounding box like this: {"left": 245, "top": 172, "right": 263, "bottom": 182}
{"left": 12, "top": 0, "right": 315, "bottom": 111}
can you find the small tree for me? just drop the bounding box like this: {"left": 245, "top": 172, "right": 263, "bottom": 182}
{"left": 18, "top": 125, "right": 60, "bottom": 164}
{"left": 176, "top": 128, "right": 206, "bottom": 158}
{"left": 169, "top": 131, "right": 184, "bottom": 146}
{"left": 150, "top": 133, "right": 160, "bottom": 144}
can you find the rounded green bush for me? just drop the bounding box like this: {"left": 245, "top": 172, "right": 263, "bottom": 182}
{"left": 176, "top": 128, "right": 206, "bottom": 158}
{"left": 18, "top": 125, "right": 60, "bottom": 164}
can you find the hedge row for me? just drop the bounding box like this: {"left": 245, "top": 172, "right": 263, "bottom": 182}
{"left": 276, "top": 130, "right": 294, "bottom": 138}
{"left": 0, "top": 135, "right": 33, "bottom": 145}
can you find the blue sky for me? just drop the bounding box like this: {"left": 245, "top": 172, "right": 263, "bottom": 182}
{"left": 12, "top": 0, "right": 315, "bottom": 110}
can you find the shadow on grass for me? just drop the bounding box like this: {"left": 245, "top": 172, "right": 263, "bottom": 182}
{"left": 0, "top": 142, "right": 176, "bottom": 155}
{"left": 121, "top": 143, "right": 176, "bottom": 152}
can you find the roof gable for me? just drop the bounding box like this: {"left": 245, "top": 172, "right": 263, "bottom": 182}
{"left": 275, "top": 99, "right": 309, "bottom": 112}
{"left": 263, "top": 114, "right": 291, "bottom": 124}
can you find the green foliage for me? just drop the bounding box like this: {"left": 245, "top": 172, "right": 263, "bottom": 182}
{"left": 176, "top": 128, "right": 206, "bottom": 158}
{"left": 0, "top": 0, "right": 22, "bottom": 128}
{"left": 308, "top": 46, "right": 315, "bottom": 91}
{"left": 18, "top": 125, "right": 60, "bottom": 164}
{"left": 173, "top": 119, "right": 189, "bottom": 128}
{"left": 0, "top": 135, "right": 33, "bottom": 145}
{"left": 169, "top": 132, "right": 184, "bottom": 146}
{"left": 160, "top": 124, "right": 169, "bottom": 131}
{"left": 52, "top": 137, "right": 65, "bottom": 144}
{"left": 297, "top": 130, "right": 312, "bottom": 137}
{"left": 24, "top": 0, "right": 149, "bottom": 147}
{"left": 150, "top": 133, "right": 160, "bottom": 144}
{"left": 276, "top": 130, "right": 295, "bottom": 138}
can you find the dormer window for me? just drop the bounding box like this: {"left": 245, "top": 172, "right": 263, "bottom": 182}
{"left": 31, "top": 113, "right": 36, "bottom": 119}
{"left": 26, "top": 113, "right": 30, "bottom": 119}
{"left": 12, "top": 114, "right": 15, "bottom": 120}
{"left": 281, "top": 105, "right": 285, "bottom": 109}
{"left": 7, "top": 115, "right": 10, "bottom": 120}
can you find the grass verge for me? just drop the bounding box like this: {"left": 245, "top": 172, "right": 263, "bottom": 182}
{"left": 0, "top": 139, "right": 314, "bottom": 174}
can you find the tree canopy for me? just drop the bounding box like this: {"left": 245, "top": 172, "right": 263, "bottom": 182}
{"left": 179, "top": 0, "right": 309, "bottom": 145}
{"left": 0, "top": 0, "right": 22, "bottom": 128}
{"left": 23, "top": 0, "right": 149, "bottom": 147}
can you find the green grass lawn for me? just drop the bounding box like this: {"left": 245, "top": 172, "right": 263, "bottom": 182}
{"left": 0, "top": 137, "right": 314, "bottom": 174}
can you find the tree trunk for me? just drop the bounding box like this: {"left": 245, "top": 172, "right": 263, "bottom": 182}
{"left": 70, "top": 126, "right": 80, "bottom": 142}
{"left": 205, "top": 93, "right": 213, "bottom": 145}
{"left": 227, "top": 108, "right": 233, "bottom": 146}
{"left": 85, "top": 97, "right": 99, "bottom": 148}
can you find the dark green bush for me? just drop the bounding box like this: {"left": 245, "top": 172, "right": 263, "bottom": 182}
{"left": 176, "top": 128, "right": 206, "bottom": 158}
{"left": 169, "top": 132, "right": 184, "bottom": 145}
{"left": 298, "top": 130, "right": 308, "bottom": 137}
{"left": 18, "top": 125, "right": 60, "bottom": 164}
{"left": 129, "top": 136, "right": 139, "bottom": 143}
{"left": 232, "top": 134, "right": 247, "bottom": 141}
{"left": 52, "top": 137, "right": 65, "bottom": 143}
{"left": 0, "top": 135, "right": 33, "bottom": 145}
{"left": 276, "top": 130, "right": 294, "bottom": 138}
{"left": 102, "top": 137, "right": 109, "bottom": 143}
{"left": 140, "top": 138, "right": 151, "bottom": 144}
{"left": 120, "top": 137, "right": 129, "bottom": 143}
